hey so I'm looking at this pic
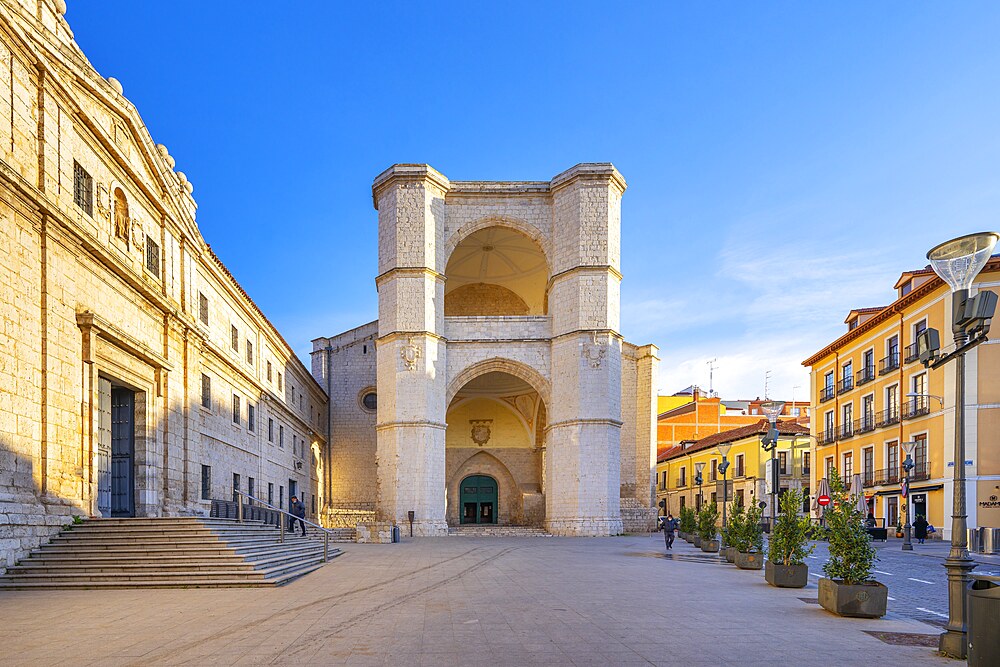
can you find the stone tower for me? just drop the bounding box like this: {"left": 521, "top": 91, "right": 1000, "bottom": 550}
{"left": 360, "top": 163, "right": 655, "bottom": 536}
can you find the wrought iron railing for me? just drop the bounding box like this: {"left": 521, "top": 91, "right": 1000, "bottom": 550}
{"left": 855, "top": 415, "right": 876, "bottom": 434}
{"left": 871, "top": 463, "right": 930, "bottom": 486}
{"left": 837, "top": 376, "right": 854, "bottom": 395}
{"left": 837, "top": 422, "right": 855, "bottom": 440}
{"left": 873, "top": 467, "right": 900, "bottom": 486}
{"left": 216, "top": 491, "right": 337, "bottom": 562}
{"left": 856, "top": 365, "right": 876, "bottom": 386}
{"left": 903, "top": 342, "right": 920, "bottom": 364}
{"left": 821, "top": 429, "right": 836, "bottom": 445}
{"left": 902, "top": 397, "right": 931, "bottom": 420}
{"left": 676, "top": 478, "right": 687, "bottom": 488}
{"left": 879, "top": 352, "right": 900, "bottom": 375}
{"left": 820, "top": 385, "right": 836, "bottom": 402}
{"left": 875, "top": 406, "right": 900, "bottom": 428}
{"left": 862, "top": 470, "right": 875, "bottom": 488}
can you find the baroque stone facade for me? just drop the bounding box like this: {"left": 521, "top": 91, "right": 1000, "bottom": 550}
{"left": 313, "top": 164, "right": 659, "bottom": 536}
{"left": 0, "top": 0, "right": 325, "bottom": 572}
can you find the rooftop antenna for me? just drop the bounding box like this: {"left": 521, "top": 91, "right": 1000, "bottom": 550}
{"left": 707, "top": 358, "right": 718, "bottom": 397}
{"left": 764, "top": 370, "right": 772, "bottom": 399}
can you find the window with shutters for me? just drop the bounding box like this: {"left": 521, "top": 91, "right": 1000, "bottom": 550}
{"left": 145, "top": 235, "right": 160, "bottom": 277}
{"left": 73, "top": 162, "right": 93, "bottom": 216}
{"left": 198, "top": 292, "right": 209, "bottom": 325}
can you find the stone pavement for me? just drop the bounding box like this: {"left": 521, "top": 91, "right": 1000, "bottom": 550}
{"left": 0, "top": 534, "right": 955, "bottom": 666}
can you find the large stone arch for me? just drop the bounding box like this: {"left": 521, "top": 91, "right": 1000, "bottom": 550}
{"left": 446, "top": 357, "right": 551, "bottom": 409}
{"left": 442, "top": 216, "right": 551, "bottom": 273}
{"left": 446, "top": 450, "right": 524, "bottom": 526}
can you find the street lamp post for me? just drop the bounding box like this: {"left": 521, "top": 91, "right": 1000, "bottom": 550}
{"left": 695, "top": 462, "right": 706, "bottom": 511}
{"left": 919, "top": 231, "right": 999, "bottom": 659}
{"left": 717, "top": 443, "right": 732, "bottom": 549}
{"left": 900, "top": 440, "right": 917, "bottom": 552}
{"left": 760, "top": 400, "right": 785, "bottom": 533}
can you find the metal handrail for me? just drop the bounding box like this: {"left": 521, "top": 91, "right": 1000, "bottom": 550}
{"left": 233, "top": 490, "right": 335, "bottom": 562}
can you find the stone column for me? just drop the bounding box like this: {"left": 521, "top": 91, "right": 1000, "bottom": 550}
{"left": 545, "top": 164, "right": 627, "bottom": 536}
{"left": 372, "top": 165, "right": 450, "bottom": 535}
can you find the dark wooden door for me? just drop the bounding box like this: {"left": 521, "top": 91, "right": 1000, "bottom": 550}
{"left": 96, "top": 377, "right": 112, "bottom": 517}
{"left": 110, "top": 387, "right": 135, "bottom": 517}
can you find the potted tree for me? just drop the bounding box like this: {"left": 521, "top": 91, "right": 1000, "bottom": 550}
{"left": 698, "top": 502, "right": 720, "bottom": 552}
{"left": 733, "top": 501, "right": 764, "bottom": 570}
{"left": 765, "top": 488, "right": 813, "bottom": 588}
{"left": 722, "top": 500, "right": 743, "bottom": 563}
{"left": 680, "top": 507, "right": 693, "bottom": 541}
{"left": 818, "top": 468, "right": 887, "bottom": 618}
{"left": 689, "top": 507, "right": 703, "bottom": 548}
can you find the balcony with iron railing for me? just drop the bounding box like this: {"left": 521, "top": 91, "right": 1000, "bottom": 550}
{"left": 875, "top": 406, "right": 900, "bottom": 428}
{"left": 837, "top": 422, "right": 855, "bottom": 440}
{"left": 862, "top": 470, "right": 876, "bottom": 488}
{"left": 855, "top": 414, "right": 876, "bottom": 434}
{"left": 871, "top": 463, "right": 930, "bottom": 486}
{"left": 820, "top": 385, "right": 836, "bottom": 402}
{"left": 821, "top": 429, "right": 837, "bottom": 445}
{"left": 676, "top": 478, "right": 687, "bottom": 488}
{"left": 856, "top": 365, "right": 876, "bottom": 386}
{"left": 837, "top": 376, "right": 854, "bottom": 395}
{"left": 879, "top": 352, "right": 900, "bottom": 375}
{"left": 902, "top": 397, "right": 931, "bottom": 420}
{"left": 903, "top": 342, "right": 920, "bottom": 364}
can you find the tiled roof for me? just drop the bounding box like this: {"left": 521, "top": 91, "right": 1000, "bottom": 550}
{"left": 657, "top": 419, "right": 810, "bottom": 462}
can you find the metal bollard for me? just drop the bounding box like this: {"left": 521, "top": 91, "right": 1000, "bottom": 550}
{"left": 237, "top": 496, "right": 243, "bottom": 523}
{"left": 324, "top": 532, "right": 329, "bottom": 562}
{"left": 968, "top": 527, "right": 980, "bottom": 554}
{"left": 280, "top": 516, "right": 285, "bottom": 543}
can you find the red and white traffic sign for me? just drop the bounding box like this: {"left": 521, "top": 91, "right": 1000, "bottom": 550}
{"left": 817, "top": 494, "right": 831, "bottom": 507}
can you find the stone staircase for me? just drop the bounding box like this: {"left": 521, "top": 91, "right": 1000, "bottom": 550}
{"left": 0, "top": 517, "right": 346, "bottom": 589}
{"left": 447, "top": 525, "right": 551, "bottom": 537}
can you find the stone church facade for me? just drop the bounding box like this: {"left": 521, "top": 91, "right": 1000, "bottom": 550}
{"left": 312, "top": 164, "right": 659, "bottom": 536}
{"left": 0, "top": 0, "right": 326, "bottom": 571}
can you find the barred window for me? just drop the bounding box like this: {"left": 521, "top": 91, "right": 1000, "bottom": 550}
{"left": 246, "top": 340, "right": 253, "bottom": 365}
{"left": 73, "top": 162, "right": 93, "bottom": 216}
{"left": 232, "top": 394, "right": 240, "bottom": 424}
{"left": 145, "top": 235, "right": 160, "bottom": 277}
{"left": 198, "top": 292, "right": 209, "bottom": 325}
{"left": 231, "top": 325, "right": 239, "bottom": 352}
{"left": 200, "top": 373, "right": 211, "bottom": 409}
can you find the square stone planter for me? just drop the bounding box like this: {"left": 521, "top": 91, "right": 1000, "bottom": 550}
{"left": 700, "top": 538, "right": 720, "bottom": 553}
{"left": 692, "top": 535, "right": 702, "bottom": 548}
{"left": 734, "top": 551, "right": 764, "bottom": 570}
{"left": 765, "top": 561, "right": 808, "bottom": 588}
{"left": 817, "top": 577, "right": 888, "bottom": 618}
{"left": 724, "top": 546, "right": 736, "bottom": 563}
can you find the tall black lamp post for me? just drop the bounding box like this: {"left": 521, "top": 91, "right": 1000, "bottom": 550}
{"left": 760, "top": 400, "right": 785, "bottom": 532}
{"left": 917, "top": 231, "right": 999, "bottom": 659}
{"left": 900, "top": 440, "right": 916, "bottom": 552}
{"left": 694, "top": 462, "right": 706, "bottom": 511}
{"left": 717, "top": 443, "right": 732, "bottom": 549}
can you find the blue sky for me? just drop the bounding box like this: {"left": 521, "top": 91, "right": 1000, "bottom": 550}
{"left": 68, "top": 2, "right": 1000, "bottom": 400}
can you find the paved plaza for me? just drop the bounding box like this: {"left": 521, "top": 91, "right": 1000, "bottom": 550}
{"left": 0, "top": 534, "right": 962, "bottom": 666}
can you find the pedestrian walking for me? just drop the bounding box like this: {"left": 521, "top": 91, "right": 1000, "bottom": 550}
{"left": 914, "top": 514, "right": 928, "bottom": 544}
{"left": 661, "top": 513, "right": 677, "bottom": 551}
{"left": 289, "top": 495, "right": 307, "bottom": 537}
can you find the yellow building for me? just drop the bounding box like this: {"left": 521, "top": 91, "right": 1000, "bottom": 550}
{"left": 802, "top": 258, "right": 1000, "bottom": 538}
{"left": 656, "top": 420, "right": 810, "bottom": 519}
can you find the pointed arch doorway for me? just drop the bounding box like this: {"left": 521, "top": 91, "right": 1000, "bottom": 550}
{"left": 460, "top": 474, "right": 498, "bottom": 524}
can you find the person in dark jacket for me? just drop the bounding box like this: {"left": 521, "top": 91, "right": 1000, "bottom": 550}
{"left": 289, "top": 496, "right": 307, "bottom": 536}
{"left": 914, "top": 514, "right": 928, "bottom": 544}
{"left": 660, "top": 514, "right": 677, "bottom": 550}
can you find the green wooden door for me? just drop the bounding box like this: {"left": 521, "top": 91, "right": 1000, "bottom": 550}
{"left": 459, "top": 475, "right": 498, "bottom": 524}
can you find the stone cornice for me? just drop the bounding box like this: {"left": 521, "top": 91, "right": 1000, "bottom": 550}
{"left": 374, "top": 266, "right": 445, "bottom": 287}
{"left": 76, "top": 309, "right": 173, "bottom": 372}
{"left": 375, "top": 330, "right": 447, "bottom": 345}
{"left": 548, "top": 264, "right": 624, "bottom": 287}
{"left": 371, "top": 163, "right": 450, "bottom": 209}
{"left": 549, "top": 163, "right": 627, "bottom": 195}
